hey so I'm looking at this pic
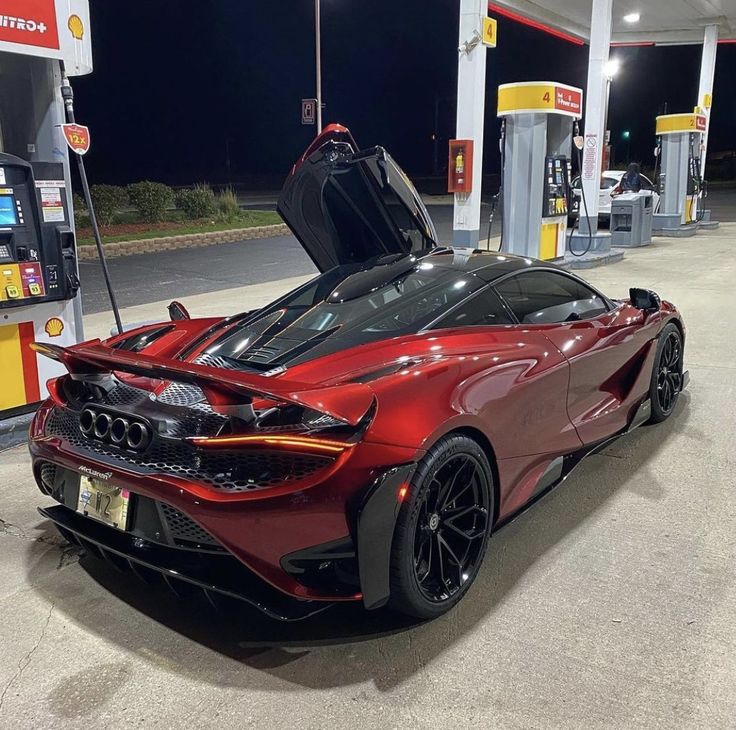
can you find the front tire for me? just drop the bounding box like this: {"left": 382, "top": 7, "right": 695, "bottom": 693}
{"left": 649, "top": 322, "right": 684, "bottom": 423}
{"left": 389, "top": 434, "right": 494, "bottom": 620}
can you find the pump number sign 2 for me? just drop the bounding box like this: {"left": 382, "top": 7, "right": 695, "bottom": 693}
{"left": 61, "top": 123, "right": 90, "bottom": 155}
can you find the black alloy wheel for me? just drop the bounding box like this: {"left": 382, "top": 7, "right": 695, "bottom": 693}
{"left": 389, "top": 434, "right": 494, "bottom": 619}
{"left": 649, "top": 323, "right": 684, "bottom": 423}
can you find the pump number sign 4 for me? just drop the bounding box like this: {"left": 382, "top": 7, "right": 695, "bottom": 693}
{"left": 482, "top": 17, "right": 497, "bottom": 47}
{"left": 61, "top": 123, "right": 90, "bottom": 155}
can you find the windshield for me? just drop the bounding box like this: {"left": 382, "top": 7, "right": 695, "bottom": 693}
{"left": 203, "top": 263, "right": 484, "bottom": 367}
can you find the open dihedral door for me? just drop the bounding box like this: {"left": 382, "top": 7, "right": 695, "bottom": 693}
{"left": 278, "top": 124, "right": 438, "bottom": 272}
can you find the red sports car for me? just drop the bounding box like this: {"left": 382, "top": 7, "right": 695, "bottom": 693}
{"left": 29, "top": 126, "right": 687, "bottom": 620}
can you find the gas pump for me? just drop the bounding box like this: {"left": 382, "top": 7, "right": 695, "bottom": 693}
{"left": 0, "top": 154, "right": 79, "bottom": 412}
{"left": 497, "top": 81, "right": 582, "bottom": 261}
{"left": 652, "top": 111, "right": 718, "bottom": 235}
{"left": 0, "top": 0, "right": 92, "bottom": 416}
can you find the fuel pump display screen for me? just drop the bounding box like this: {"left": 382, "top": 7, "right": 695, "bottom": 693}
{"left": 0, "top": 196, "right": 17, "bottom": 226}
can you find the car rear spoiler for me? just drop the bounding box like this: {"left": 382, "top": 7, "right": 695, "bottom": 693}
{"left": 31, "top": 341, "right": 375, "bottom": 427}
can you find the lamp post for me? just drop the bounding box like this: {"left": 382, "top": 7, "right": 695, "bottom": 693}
{"left": 315, "top": 0, "right": 323, "bottom": 133}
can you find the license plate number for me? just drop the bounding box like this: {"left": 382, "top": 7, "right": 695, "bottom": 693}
{"left": 78, "top": 476, "right": 130, "bottom": 530}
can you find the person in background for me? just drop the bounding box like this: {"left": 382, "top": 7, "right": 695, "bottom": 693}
{"left": 620, "top": 162, "right": 642, "bottom": 193}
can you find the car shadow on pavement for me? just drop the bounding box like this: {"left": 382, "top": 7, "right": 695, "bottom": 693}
{"left": 26, "top": 396, "right": 690, "bottom": 692}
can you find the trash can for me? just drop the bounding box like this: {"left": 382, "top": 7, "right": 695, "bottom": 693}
{"left": 610, "top": 195, "right": 653, "bottom": 247}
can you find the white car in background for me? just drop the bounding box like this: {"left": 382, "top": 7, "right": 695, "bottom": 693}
{"left": 570, "top": 170, "right": 660, "bottom": 222}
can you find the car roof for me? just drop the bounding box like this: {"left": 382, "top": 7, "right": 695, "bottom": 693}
{"left": 422, "top": 248, "right": 562, "bottom": 283}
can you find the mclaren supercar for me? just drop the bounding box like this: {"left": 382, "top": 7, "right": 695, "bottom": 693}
{"left": 29, "top": 126, "right": 687, "bottom": 620}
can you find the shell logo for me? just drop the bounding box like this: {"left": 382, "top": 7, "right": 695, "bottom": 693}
{"left": 68, "top": 14, "right": 84, "bottom": 41}
{"left": 45, "top": 318, "right": 65, "bottom": 338}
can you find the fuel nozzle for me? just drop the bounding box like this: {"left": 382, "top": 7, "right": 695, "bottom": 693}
{"left": 59, "top": 65, "right": 75, "bottom": 116}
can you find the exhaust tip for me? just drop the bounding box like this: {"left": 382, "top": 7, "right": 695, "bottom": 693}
{"left": 93, "top": 413, "right": 113, "bottom": 440}
{"left": 126, "top": 421, "right": 151, "bottom": 451}
{"left": 110, "top": 418, "right": 129, "bottom": 445}
{"left": 79, "top": 408, "right": 96, "bottom": 435}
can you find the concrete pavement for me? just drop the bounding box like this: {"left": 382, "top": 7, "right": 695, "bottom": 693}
{"left": 0, "top": 223, "right": 735, "bottom": 728}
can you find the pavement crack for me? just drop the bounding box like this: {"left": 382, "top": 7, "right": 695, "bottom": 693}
{"left": 0, "top": 516, "right": 68, "bottom": 550}
{"left": 0, "top": 602, "right": 54, "bottom": 715}
{"left": 0, "top": 517, "right": 26, "bottom": 539}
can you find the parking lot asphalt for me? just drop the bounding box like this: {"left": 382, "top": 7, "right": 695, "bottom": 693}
{"left": 1, "top": 218, "right": 735, "bottom": 728}
{"left": 79, "top": 203, "right": 491, "bottom": 315}
{"left": 79, "top": 188, "right": 735, "bottom": 318}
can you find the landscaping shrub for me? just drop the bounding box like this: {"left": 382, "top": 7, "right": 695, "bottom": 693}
{"left": 89, "top": 184, "right": 127, "bottom": 226}
{"left": 127, "top": 181, "right": 174, "bottom": 223}
{"left": 215, "top": 187, "right": 241, "bottom": 222}
{"left": 72, "top": 192, "right": 87, "bottom": 229}
{"left": 175, "top": 183, "right": 217, "bottom": 220}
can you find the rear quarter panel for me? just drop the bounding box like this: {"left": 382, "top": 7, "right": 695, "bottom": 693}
{"left": 363, "top": 328, "right": 582, "bottom": 460}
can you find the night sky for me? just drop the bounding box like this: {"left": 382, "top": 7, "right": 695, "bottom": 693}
{"left": 73, "top": 1, "right": 736, "bottom": 187}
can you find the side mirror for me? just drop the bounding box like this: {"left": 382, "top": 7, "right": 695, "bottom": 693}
{"left": 629, "top": 287, "right": 661, "bottom": 313}
{"left": 168, "top": 300, "right": 190, "bottom": 321}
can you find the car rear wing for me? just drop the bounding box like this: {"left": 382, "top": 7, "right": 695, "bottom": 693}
{"left": 31, "top": 341, "right": 374, "bottom": 427}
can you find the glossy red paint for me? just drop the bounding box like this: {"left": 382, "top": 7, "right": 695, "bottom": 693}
{"left": 29, "top": 295, "right": 685, "bottom": 605}
{"left": 290, "top": 123, "right": 358, "bottom": 175}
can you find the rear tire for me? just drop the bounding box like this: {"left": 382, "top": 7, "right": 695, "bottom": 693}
{"left": 648, "top": 323, "right": 684, "bottom": 423}
{"left": 388, "top": 434, "right": 494, "bottom": 620}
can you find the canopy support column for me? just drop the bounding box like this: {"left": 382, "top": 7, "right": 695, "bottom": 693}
{"left": 579, "top": 0, "right": 612, "bottom": 238}
{"left": 452, "top": 0, "right": 488, "bottom": 247}
{"left": 696, "top": 24, "right": 718, "bottom": 180}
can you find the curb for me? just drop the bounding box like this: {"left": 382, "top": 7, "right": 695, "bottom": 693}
{"left": 0, "top": 411, "right": 34, "bottom": 452}
{"left": 78, "top": 223, "right": 291, "bottom": 260}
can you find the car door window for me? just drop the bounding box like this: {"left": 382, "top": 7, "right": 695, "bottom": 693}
{"left": 494, "top": 271, "right": 610, "bottom": 324}
{"left": 432, "top": 287, "right": 513, "bottom": 329}
{"left": 641, "top": 176, "right": 655, "bottom": 191}
{"left": 601, "top": 177, "right": 619, "bottom": 190}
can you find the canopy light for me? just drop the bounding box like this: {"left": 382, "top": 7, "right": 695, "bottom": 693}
{"left": 622, "top": 130, "right": 631, "bottom": 140}
{"left": 623, "top": 12, "right": 641, "bottom": 24}
{"left": 604, "top": 59, "right": 621, "bottom": 78}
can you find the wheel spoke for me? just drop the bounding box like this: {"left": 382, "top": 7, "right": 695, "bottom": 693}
{"left": 415, "top": 531, "right": 432, "bottom": 583}
{"left": 444, "top": 506, "right": 487, "bottom": 542}
{"left": 433, "top": 535, "right": 446, "bottom": 589}
{"left": 437, "top": 461, "right": 473, "bottom": 512}
{"left": 438, "top": 534, "right": 464, "bottom": 587}
{"left": 662, "top": 338, "right": 672, "bottom": 368}
{"left": 443, "top": 468, "right": 477, "bottom": 511}
{"left": 667, "top": 340, "right": 681, "bottom": 368}
{"left": 427, "top": 477, "right": 443, "bottom": 512}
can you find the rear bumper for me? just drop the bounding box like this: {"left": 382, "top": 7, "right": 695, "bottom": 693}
{"left": 39, "top": 503, "right": 329, "bottom": 621}
{"left": 30, "top": 402, "right": 418, "bottom": 616}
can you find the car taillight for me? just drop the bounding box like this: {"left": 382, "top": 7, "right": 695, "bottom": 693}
{"left": 188, "top": 434, "right": 353, "bottom": 456}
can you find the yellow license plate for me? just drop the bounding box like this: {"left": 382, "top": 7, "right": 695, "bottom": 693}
{"left": 78, "top": 476, "right": 130, "bottom": 530}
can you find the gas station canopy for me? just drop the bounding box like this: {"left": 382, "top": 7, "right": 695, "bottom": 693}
{"left": 490, "top": 1, "right": 736, "bottom": 45}
{"left": 0, "top": 0, "right": 92, "bottom": 75}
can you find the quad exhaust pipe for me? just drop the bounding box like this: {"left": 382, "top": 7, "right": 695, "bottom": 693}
{"left": 79, "top": 408, "right": 151, "bottom": 451}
